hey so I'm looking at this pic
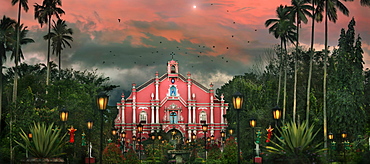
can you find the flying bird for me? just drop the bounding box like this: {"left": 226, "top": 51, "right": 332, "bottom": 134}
{"left": 118, "top": 19, "right": 120, "bottom": 22}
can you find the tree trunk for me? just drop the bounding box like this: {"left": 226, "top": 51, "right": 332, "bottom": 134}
{"left": 323, "top": 0, "right": 328, "bottom": 152}
{"left": 46, "top": 15, "right": 52, "bottom": 87}
{"left": 306, "top": 0, "right": 316, "bottom": 126}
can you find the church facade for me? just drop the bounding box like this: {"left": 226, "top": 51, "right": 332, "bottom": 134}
{"left": 114, "top": 59, "right": 228, "bottom": 145}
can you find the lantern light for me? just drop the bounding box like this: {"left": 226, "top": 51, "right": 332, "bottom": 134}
{"left": 221, "top": 131, "right": 226, "bottom": 138}
{"left": 121, "top": 131, "right": 126, "bottom": 138}
{"left": 59, "top": 107, "right": 69, "bottom": 122}
{"left": 328, "top": 132, "right": 334, "bottom": 140}
{"left": 137, "top": 124, "right": 143, "bottom": 133}
{"left": 272, "top": 106, "right": 282, "bottom": 120}
{"left": 341, "top": 131, "right": 347, "bottom": 139}
{"left": 232, "top": 92, "right": 244, "bottom": 110}
{"left": 249, "top": 118, "right": 257, "bottom": 128}
{"left": 202, "top": 124, "right": 208, "bottom": 132}
{"left": 96, "top": 92, "right": 109, "bottom": 110}
{"left": 87, "top": 120, "right": 94, "bottom": 130}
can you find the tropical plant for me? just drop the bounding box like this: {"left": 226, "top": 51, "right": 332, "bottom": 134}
{"left": 34, "top": 0, "right": 65, "bottom": 86}
{"left": 265, "top": 5, "right": 297, "bottom": 121}
{"left": 43, "top": 19, "right": 73, "bottom": 78}
{"left": 266, "top": 121, "right": 325, "bottom": 163}
{"left": 15, "top": 122, "right": 67, "bottom": 158}
{"left": 305, "top": 0, "right": 324, "bottom": 127}
{"left": 11, "top": 0, "right": 30, "bottom": 105}
{"left": 0, "top": 15, "right": 16, "bottom": 132}
{"left": 286, "top": 0, "right": 313, "bottom": 123}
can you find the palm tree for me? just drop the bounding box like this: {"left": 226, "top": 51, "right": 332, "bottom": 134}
{"left": 286, "top": 0, "right": 313, "bottom": 123}
{"left": 43, "top": 19, "right": 72, "bottom": 78}
{"left": 10, "top": 24, "right": 34, "bottom": 68}
{"left": 321, "top": 0, "right": 350, "bottom": 151}
{"left": 306, "top": 0, "right": 324, "bottom": 128}
{"left": 11, "top": 0, "right": 29, "bottom": 104}
{"left": 265, "top": 5, "right": 297, "bottom": 121}
{"left": 0, "top": 15, "right": 16, "bottom": 134}
{"left": 360, "top": 0, "right": 370, "bottom": 6}
{"left": 34, "top": 0, "right": 64, "bottom": 86}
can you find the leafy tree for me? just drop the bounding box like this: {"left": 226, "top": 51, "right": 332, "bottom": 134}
{"left": 320, "top": 0, "right": 350, "bottom": 149}
{"left": 327, "top": 18, "right": 366, "bottom": 137}
{"left": 34, "top": 0, "right": 65, "bottom": 86}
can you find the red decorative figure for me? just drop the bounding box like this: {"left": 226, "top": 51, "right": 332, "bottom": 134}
{"left": 68, "top": 126, "right": 77, "bottom": 143}
{"left": 265, "top": 125, "right": 274, "bottom": 143}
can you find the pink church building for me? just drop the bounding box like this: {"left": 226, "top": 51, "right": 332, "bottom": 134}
{"left": 114, "top": 59, "right": 228, "bottom": 145}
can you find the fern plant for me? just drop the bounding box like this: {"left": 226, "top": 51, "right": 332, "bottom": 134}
{"left": 15, "top": 122, "right": 67, "bottom": 158}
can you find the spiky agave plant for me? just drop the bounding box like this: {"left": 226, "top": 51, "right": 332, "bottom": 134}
{"left": 266, "top": 121, "right": 326, "bottom": 162}
{"left": 15, "top": 122, "right": 67, "bottom": 158}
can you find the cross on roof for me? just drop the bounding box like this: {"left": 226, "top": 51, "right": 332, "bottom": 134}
{"left": 170, "top": 52, "right": 175, "bottom": 59}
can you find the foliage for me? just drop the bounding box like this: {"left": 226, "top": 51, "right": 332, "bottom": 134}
{"left": 327, "top": 18, "right": 366, "bottom": 137}
{"left": 102, "top": 143, "right": 124, "bottom": 163}
{"left": 221, "top": 137, "right": 237, "bottom": 164}
{"left": 207, "top": 143, "right": 221, "bottom": 163}
{"left": 266, "top": 121, "right": 325, "bottom": 163}
{"left": 15, "top": 122, "right": 67, "bottom": 158}
{"left": 124, "top": 148, "right": 139, "bottom": 164}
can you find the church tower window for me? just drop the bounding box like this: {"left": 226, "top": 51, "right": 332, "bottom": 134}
{"left": 140, "top": 111, "right": 147, "bottom": 123}
{"left": 200, "top": 111, "right": 207, "bottom": 123}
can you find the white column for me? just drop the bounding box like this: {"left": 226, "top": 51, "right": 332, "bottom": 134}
{"left": 133, "top": 95, "right": 136, "bottom": 123}
{"left": 188, "top": 106, "right": 191, "bottom": 123}
{"left": 151, "top": 105, "right": 154, "bottom": 124}
{"left": 221, "top": 106, "right": 224, "bottom": 124}
{"left": 122, "top": 105, "right": 125, "bottom": 123}
{"left": 156, "top": 106, "right": 159, "bottom": 123}
{"left": 210, "top": 96, "right": 214, "bottom": 124}
{"left": 193, "top": 105, "right": 196, "bottom": 123}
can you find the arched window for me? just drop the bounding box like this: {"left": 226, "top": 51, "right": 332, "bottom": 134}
{"left": 140, "top": 111, "right": 147, "bottom": 123}
{"left": 200, "top": 111, "right": 207, "bottom": 123}
{"left": 171, "top": 65, "right": 176, "bottom": 73}
{"left": 170, "top": 112, "right": 178, "bottom": 124}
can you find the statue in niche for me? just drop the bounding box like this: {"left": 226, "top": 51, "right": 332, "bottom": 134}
{"left": 170, "top": 86, "right": 177, "bottom": 96}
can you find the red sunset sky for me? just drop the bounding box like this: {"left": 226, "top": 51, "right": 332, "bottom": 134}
{"left": 1, "top": 0, "right": 370, "bottom": 93}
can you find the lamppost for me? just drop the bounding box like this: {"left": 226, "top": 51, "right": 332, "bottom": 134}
{"left": 328, "top": 132, "right": 334, "bottom": 161}
{"left": 120, "top": 130, "right": 126, "bottom": 154}
{"left": 87, "top": 120, "right": 94, "bottom": 164}
{"left": 342, "top": 131, "right": 347, "bottom": 163}
{"left": 232, "top": 92, "right": 243, "bottom": 164}
{"left": 132, "top": 135, "right": 136, "bottom": 151}
{"left": 249, "top": 118, "right": 256, "bottom": 164}
{"left": 137, "top": 123, "right": 143, "bottom": 160}
{"left": 220, "top": 130, "right": 225, "bottom": 152}
{"left": 96, "top": 92, "right": 108, "bottom": 164}
{"left": 202, "top": 124, "right": 208, "bottom": 160}
{"left": 151, "top": 131, "right": 157, "bottom": 158}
